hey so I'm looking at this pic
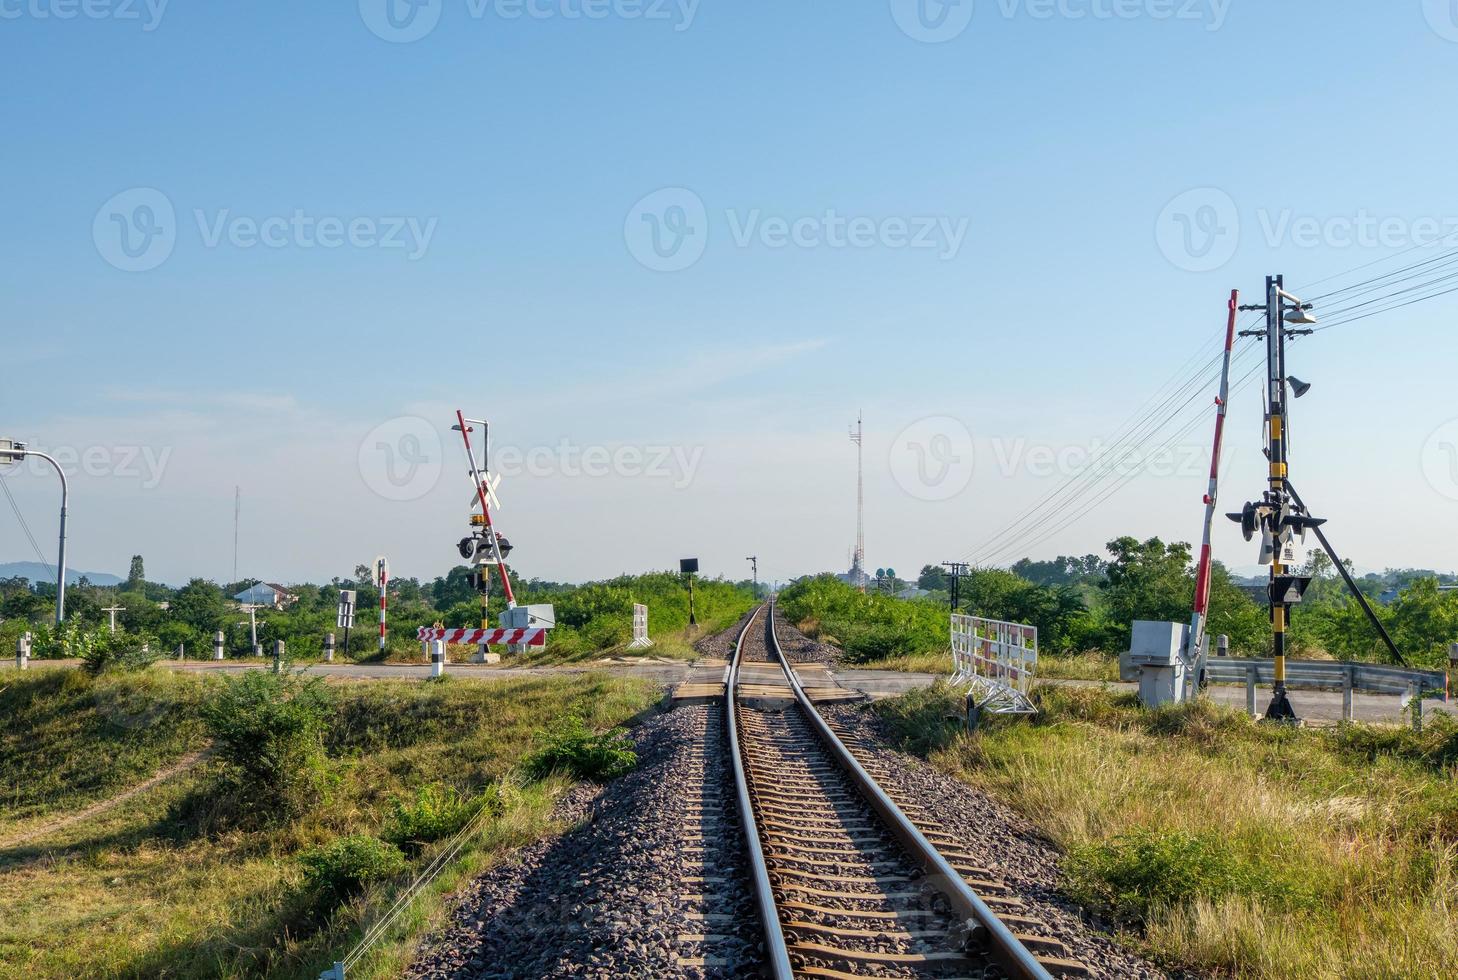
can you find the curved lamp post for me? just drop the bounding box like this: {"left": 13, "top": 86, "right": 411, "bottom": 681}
{"left": 0, "top": 442, "right": 67, "bottom": 624}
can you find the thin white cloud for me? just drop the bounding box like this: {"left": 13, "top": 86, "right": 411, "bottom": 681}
{"left": 102, "top": 388, "right": 300, "bottom": 414}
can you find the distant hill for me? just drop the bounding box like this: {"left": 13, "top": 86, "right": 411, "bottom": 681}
{"left": 0, "top": 562, "right": 123, "bottom": 586}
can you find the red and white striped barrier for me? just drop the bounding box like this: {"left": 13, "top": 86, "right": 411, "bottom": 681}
{"left": 416, "top": 627, "right": 546, "bottom": 647}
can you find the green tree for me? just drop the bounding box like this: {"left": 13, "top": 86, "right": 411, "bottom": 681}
{"left": 917, "top": 564, "right": 948, "bottom": 592}
{"left": 1099, "top": 537, "right": 1193, "bottom": 649}
{"left": 1389, "top": 578, "right": 1458, "bottom": 667}
{"left": 171, "top": 578, "right": 226, "bottom": 636}
{"left": 126, "top": 555, "right": 145, "bottom": 590}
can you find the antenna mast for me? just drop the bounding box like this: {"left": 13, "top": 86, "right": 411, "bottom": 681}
{"left": 849, "top": 412, "right": 866, "bottom": 592}
{"left": 232, "top": 486, "right": 240, "bottom": 586}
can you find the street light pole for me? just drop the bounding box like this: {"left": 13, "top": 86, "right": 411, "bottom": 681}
{"left": 2, "top": 445, "right": 68, "bottom": 625}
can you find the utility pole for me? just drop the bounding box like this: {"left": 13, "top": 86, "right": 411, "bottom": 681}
{"left": 1228, "top": 277, "right": 1409, "bottom": 717}
{"left": 1232, "top": 275, "right": 1317, "bottom": 722}
{"left": 942, "top": 561, "right": 969, "bottom": 613}
{"left": 102, "top": 604, "right": 126, "bottom": 633}
{"left": 239, "top": 602, "right": 262, "bottom": 656}
{"left": 746, "top": 556, "right": 758, "bottom": 595}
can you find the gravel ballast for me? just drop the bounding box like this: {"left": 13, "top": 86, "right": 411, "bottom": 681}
{"left": 769, "top": 615, "right": 842, "bottom": 666}
{"left": 405, "top": 704, "right": 757, "bottom": 979}
{"left": 820, "top": 703, "right": 1172, "bottom": 980}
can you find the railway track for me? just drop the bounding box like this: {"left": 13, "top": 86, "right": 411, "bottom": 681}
{"left": 729, "top": 603, "right": 1086, "bottom": 980}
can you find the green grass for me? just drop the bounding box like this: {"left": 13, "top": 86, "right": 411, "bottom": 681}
{"left": 0, "top": 670, "right": 660, "bottom": 978}
{"left": 870, "top": 683, "right": 1458, "bottom": 978}
{"left": 0, "top": 669, "right": 207, "bottom": 837}
{"left": 1036, "top": 650, "right": 1121, "bottom": 682}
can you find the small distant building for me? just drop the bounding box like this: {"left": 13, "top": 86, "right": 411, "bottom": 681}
{"left": 895, "top": 587, "right": 930, "bottom": 600}
{"left": 233, "top": 582, "right": 298, "bottom": 609}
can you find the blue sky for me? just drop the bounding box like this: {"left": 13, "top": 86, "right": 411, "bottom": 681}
{"left": 2, "top": 0, "right": 1457, "bottom": 587}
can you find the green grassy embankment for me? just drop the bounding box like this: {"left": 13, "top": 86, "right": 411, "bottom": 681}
{"left": 871, "top": 683, "right": 1458, "bottom": 978}
{"left": 0, "top": 669, "right": 659, "bottom": 979}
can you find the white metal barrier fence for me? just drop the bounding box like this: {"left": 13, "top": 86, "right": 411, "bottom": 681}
{"left": 627, "top": 603, "right": 652, "bottom": 649}
{"left": 950, "top": 615, "right": 1039, "bottom": 716}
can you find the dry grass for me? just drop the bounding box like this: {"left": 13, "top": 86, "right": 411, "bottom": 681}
{"left": 873, "top": 684, "right": 1458, "bottom": 979}
{"left": 0, "top": 670, "right": 660, "bottom": 978}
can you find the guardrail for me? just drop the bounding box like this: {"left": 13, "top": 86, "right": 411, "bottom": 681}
{"left": 1202, "top": 657, "right": 1447, "bottom": 725}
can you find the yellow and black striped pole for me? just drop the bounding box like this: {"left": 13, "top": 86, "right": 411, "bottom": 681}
{"left": 1264, "top": 275, "right": 1298, "bottom": 721}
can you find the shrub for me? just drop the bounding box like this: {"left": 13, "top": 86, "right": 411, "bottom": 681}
{"left": 382, "top": 783, "right": 492, "bottom": 852}
{"left": 79, "top": 629, "right": 161, "bottom": 675}
{"left": 300, "top": 835, "right": 407, "bottom": 905}
{"left": 29, "top": 621, "right": 100, "bottom": 661}
{"left": 870, "top": 683, "right": 965, "bottom": 756}
{"left": 200, "top": 670, "right": 334, "bottom": 822}
{"left": 1065, "top": 830, "right": 1312, "bottom": 926}
{"left": 521, "top": 715, "right": 637, "bottom": 782}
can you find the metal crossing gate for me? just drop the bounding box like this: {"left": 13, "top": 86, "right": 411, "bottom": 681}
{"left": 951, "top": 615, "right": 1039, "bottom": 716}
{"left": 416, "top": 627, "right": 546, "bottom": 647}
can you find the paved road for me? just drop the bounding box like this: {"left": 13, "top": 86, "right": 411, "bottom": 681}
{"left": 5, "top": 657, "right": 1443, "bottom": 726}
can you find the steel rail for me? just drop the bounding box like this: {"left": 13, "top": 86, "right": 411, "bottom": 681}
{"left": 727, "top": 605, "right": 795, "bottom": 980}
{"left": 765, "top": 601, "right": 1055, "bottom": 980}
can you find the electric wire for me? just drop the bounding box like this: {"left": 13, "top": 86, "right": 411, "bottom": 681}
{"left": 962, "top": 319, "right": 1263, "bottom": 566}
{"left": 977, "top": 345, "right": 1270, "bottom": 567}
{"left": 962, "top": 241, "right": 1458, "bottom": 569}
{"left": 956, "top": 332, "right": 1230, "bottom": 565}
{"left": 962, "top": 335, "right": 1231, "bottom": 562}
{"left": 341, "top": 793, "right": 501, "bottom": 970}
{"left": 0, "top": 471, "right": 55, "bottom": 575}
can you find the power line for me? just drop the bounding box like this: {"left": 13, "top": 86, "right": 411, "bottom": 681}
{"left": 0, "top": 471, "right": 54, "bottom": 575}
{"left": 962, "top": 340, "right": 1228, "bottom": 562}
{"left": 1298, "top": 239, "right": 1458, "bottom": 300}
{"left": 977, "top": 346, "right": 1271, "bottom": 567}
{"left": 962, "top": 320, "right": 1263, "bottom": 566}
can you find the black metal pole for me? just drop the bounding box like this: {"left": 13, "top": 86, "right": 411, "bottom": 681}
{"left": 1264, "top": 275, "right": 1297, "bottom": 721}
